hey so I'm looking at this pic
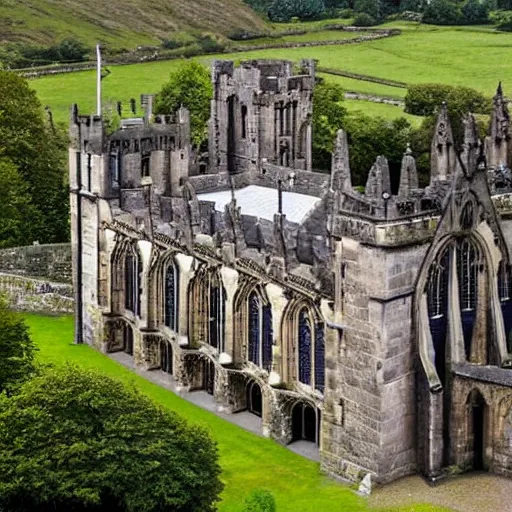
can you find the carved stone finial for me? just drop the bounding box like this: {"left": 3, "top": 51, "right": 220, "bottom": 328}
{"left": 488, "top": 82, "right": 510, "bottom": 168}
{"left": 430, "top": 103, "right": 456, "bottom": 184}
{"left": 365, "top": 155, "right": 391, "bottom": 199}
{"left": 331, "top": 129, "right": 352, "bottom": 192}
{"left": 398, "top": 144, "right": 418, "bottom": 197}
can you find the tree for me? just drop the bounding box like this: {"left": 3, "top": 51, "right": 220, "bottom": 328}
{"left": 0, "top": 296, "right": 37, "bottom": 393}
{"left": 423, "top": 0, "right": 462, "bottom": 24}
{"left": 354, "top": 0, "right": 380, "bottom": 18}
{"left": 0, "top": 71, "right": 69, "bottom": 246}
{"left": 0, "top": 159, "right": 40, "bottom": 248}
{"left": 244, "top": 489, "right": 277, "bottom": 512}
{"left": 312, "top": 78, "right": 347, "bottom": 170}
{"left": 154, "top": 62, "right": 213, "bottom": 149}
{"left": 343, "top": 114, "right": 413, "bottom": 189}
{"left": 268, "top": 0, "right": 326, "bottom": 21}
{"left": 0, "top": 365, "right": 223, "bottom": 512}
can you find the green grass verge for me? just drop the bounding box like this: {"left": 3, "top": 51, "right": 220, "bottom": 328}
{"left": 344, "top": 99, "right": 423, "bottom": 127}
{"left": 22, "top": 314, "right": 451, "bottom": 512}
{"left": 317, "top": 73, "right": 407, "bottom": 99}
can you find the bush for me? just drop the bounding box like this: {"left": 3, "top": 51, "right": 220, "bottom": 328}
{"left": 197, "top": 33, "right": 226, "bottom": 53}
{"left": 490, "top": 9, "right": 512, "bottom": 30}
{"left": 354, "top": 0, "right": 380, "bottom": 18}
{"left": 244, "top": 489, "right": 277, "bottom": 512}
{"left": 423, "top": 0, "right": 462, "bottom": 24}
{"left": 353, "top": 12, "right": 378, "bottom": 24}
{"left": 461, "top": 0, "right": 491, "bottom": 23}
{"left": 405, "top": 83, "right": 490, "bottom": 117}
{"left": 0, "top": 365, "right": 223, "bottom": 512}
{"left": 268, "top": 0, "right": 326, "bottom": 21}
{"left": 0, "top": 297, "right": 37, "bottom": 392}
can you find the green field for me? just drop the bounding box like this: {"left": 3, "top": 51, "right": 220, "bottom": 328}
{"left": 23, "top": 314, "right": 450, "bottom": 512}
{"left": 30, "top": 22, "right": 512, "bottom": 126}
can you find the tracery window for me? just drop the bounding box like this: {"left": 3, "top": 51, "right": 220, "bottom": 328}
{"left": 499, "top": 261, "right": 512, "bottom": 351}
{"left": 248, "top": 291, "right": 273, "bottom": 370}
{"left": 164, "top": 261, "right": 179, "bottom": 331}
{"left": 124, "top": 246, "right": 142, "bottom": 316}
{"left": 499, "top": 261, "right": 510, "bottom": 301}
{"left": 209, "top": 277, "right": 226, "bottom": 352}
{"left": 298, "top": 307, "right": 325, "bottom": 392}
{"left": 458, "top": 239, "right": 478, "bottom": 312}
{"left": 427, "top": 250, "right": 449, "bottom": 319}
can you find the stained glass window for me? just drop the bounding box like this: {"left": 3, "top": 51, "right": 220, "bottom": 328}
{"left": 136, "top": 253, "right": 143, "bottom": 317}
{"left": 263, "top": 304, "right": 273, "bottom": 371}
{"left": 315, "top": 323, "right": 325, "bottom": 393}
{"left": 499, "top": 262, "right": 512, "bottom": 351}
{"left": 248, "top": 292, "right": 260, "bottom": 365}
{"left": 165, "top": 262, "right": 179, "bottom": 331}
{"left": 125, "top": 252, "right": 135, "bottom": 312}
{"left": 298, "top": 308, "right": 312, "bottom": 385}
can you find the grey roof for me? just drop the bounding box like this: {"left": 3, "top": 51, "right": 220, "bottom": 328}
{"left": 197, "top": 185, "right": 321, "bottom": 224}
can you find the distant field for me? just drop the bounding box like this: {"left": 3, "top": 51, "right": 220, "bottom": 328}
{"left": 343, "top": 100, "right": 422, "bottom": 126}
{"left": 24, "top": 314, "right": 452, "bottom": 512}
{"left": 317, "top": 73, "right": 406, "bottom": 99}
{"left": 31, "top": 22, "right": 512, "bottom": 126}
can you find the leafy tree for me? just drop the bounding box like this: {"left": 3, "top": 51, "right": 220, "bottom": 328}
{"left": 461, "top": 0, "right": 490, "bottom": 23}
{"left": 0, "top": 159, "right": 40, "bottom": 248}
{"left": 154, "top": 62, "right": 213, "bottom": 149}
{"left": 0, "top": 71, "right": 69, "bottom": 246}
{"left": 423, "top": 0, "right": 463, "bottom": 24}
{"left": 312, "top": 78, "right": 347, "bottom": 170}
{"left": 244, "top": 489, "right": 277, "bottom": 512}
{"left": 354, "top": 0, "right": 380, "bottom": 18}
{"left": 343, "top": 114, "right": 413, "bottom": 189}
{"left": 0, "top": 365, "right": 223, "bottom": 512}
{"left": 353, "top": 12, "right": 378, "bottom": 25}
{"left": 268, "top": 0, "right": 326, "bottom": 21}
{"left": 0, "top": 296, "right": 37, "bottom": 393}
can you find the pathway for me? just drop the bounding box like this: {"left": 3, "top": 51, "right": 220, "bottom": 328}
{"left": 109, "top": 352, "right": 320, "bottom": 462}
{"left": 369, "top": 472, "right": 512, "bottom": 512}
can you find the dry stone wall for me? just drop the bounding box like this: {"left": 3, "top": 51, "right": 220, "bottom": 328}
{"left": 0, "top": 244, "right": 73, "bottom": 315}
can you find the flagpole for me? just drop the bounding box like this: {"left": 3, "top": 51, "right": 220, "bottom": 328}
{"left": 96, "top": 44, "right": 101, "bottom": 116}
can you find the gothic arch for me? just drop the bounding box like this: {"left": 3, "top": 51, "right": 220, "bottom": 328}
{"left": 188, "top": 264, "right": 227, "bottom": 351}
{"left": 233, "top": 280, "right": 273, "bottom": 369}
{"left": 281, "top": 297, "right": 325, "bottom": 392}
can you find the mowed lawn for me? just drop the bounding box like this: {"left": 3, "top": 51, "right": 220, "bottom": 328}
{"left": 22, "top": 314, "right": 451, "bottom": 512}
{"left": 30, "top": 22, "right": 512, "bottom": 125}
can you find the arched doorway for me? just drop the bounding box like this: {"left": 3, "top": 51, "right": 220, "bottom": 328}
{"left": 247, "top": 381, "right": 262, "bottom": 417}
{"left": 123, "top": 324, "right": 133, "bottom": 355}
{"left": 203, "top": 359, "right": 215, "bottom": 396}
{"left": 468, "top": 390, "right": 487, "bottom": 471}
{"left": 160, "top": 340, "right": 173, "bottom": 375}
{"left": 291, "top": 402, "right": 320, "bottom": 445}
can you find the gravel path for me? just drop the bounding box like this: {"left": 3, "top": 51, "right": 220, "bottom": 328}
{"left": 369, "top": 473, "right": 512, "bottom": 512}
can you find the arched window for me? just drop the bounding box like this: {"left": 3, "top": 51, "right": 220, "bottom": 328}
{"left": 125, "top": 246, "right": 141, "bottom": 315}
{"left": 298, "top": 308, "right": 312, "bottom": 385}
{"left": 315, "top": 323, "right": 325, "bottom": 393}
{"left": 427, "top": 249, "right": 450, "bottom": 385}
{"left": 499, "top": 261, "right": 512, "bottom": 351}
{"left": 209, "top": 279, "right": 226, "bottom": 351}
{"left": 458, "top": 239, "right": 479, "bottom": 359}
{"left": 164, "top": 261, "right": 179, "bottom": 331}
{"left": 248, "top": 291, "right": 273, "bottom": 370}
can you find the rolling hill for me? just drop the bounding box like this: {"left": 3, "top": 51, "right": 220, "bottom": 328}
{"left": 0, "top": 0, "right": 269, "bottom": 50}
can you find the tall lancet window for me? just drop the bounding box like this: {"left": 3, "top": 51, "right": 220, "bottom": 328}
{"left": 427, "top": 249, "right": 450, "bottom": 385}
{"left": 125, "top": 246, "right": 141, "bottom": 315}
{"left": 499, "top": 261, "right": 512, "bottom": 351}
{"left": 458, "top": 239, "right": 479, "bottom": 359}
{"left": 164, "top": 260, "right": 179, "bottom": 332}
{"left": 248, "top": 291, "right": 273, "bottom": 370}
{"left": 298, "top": 308, "right": 313, "bottom": 386}
{"left": 314, "top": 323, "right": 325, "bottom": 393}
{"left": 209, "top": 276, "right": 226, "bottom": 352}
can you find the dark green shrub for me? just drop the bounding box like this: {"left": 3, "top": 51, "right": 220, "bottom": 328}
{"left": 354, "top": 0, "right": 380, "bottom": 18}
{"left": 490, "top": 9, "right": 512, "bottom": 29}
{"left": 268, "top": 0, "right": 326, "bottom": 21}
{"left": 461, "top": 0, "right": 490, "bottom": 22}
{"left": 0, "top": 365, "right": 223, "bottom": 512}
{"left": 353, "top": 12, "right": 378, "bottom": 24}
{"left": 197, "top": 33, "right": 225, "bottom": 53}
{"left": 244, "top": 489, "right": 277, "bottom": 512}
{"left": 423, "top": 0, "right": 462, "bottom": 24}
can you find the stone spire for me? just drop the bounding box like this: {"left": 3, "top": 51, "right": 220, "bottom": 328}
{"left": 398, "top": 143, "right": 418, "bottom": 197}
{"left": 459, "top": 113, "right": 480, "bottom": 176}
{"left": 487, "top": 82, "right": 510, "bottom": 168}
{"left": 430, "top": 103, "right": 456, "bottom": 184}
{"left": 365, "top": 155, "right": 391, "bottom": 199}
{"left": 331, "top": 129, "right": 352, "bottom": 192}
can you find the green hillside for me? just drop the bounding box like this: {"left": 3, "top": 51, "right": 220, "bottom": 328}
{"left": 0, "top": 0, "right": 269, "bottom": 49}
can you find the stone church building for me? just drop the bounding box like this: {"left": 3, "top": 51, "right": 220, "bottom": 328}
{"left": 70, "top": 59, "right": 512, "bottom": 484}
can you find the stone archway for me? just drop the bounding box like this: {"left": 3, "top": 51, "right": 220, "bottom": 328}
{"left": 247, "top": 380, "right": 263, "bottom": 417}
{"left": 467, "top": 389, "right": 488, "bottom": 471}
{"left": 291, "top": 402, "right": 320, "bottom": 445}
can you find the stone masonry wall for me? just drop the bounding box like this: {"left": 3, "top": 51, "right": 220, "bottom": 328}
{"left": 0, "top": 273, "right": 73, "bottom": 315}
{"left": 0, "top": 244, "right": 73, "bottom": 315}
{"left": 0, "top": 244, "right": 72, "bottom": 283}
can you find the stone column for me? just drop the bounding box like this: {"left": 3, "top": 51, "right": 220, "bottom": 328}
{"left": 221, "top": 266, "right": 239, "bottom": 364}
{"left": 265, "top": 282, "right": 288, "bottom": 385}
{"left": 175, "top": 253, "right": 194, "bottom": 344}
{"left": 136, "top": 240, "right": 152, "bottom": 330}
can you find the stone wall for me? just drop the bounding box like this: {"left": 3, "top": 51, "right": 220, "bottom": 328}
{"left": 0, "top": 243, "right": 72, "bottom": 283}
{"left": 0, "top": 244, "right": 73, "bottom": 315}
{"left": 0, "top": 273, "right": 73, "bottom": 315}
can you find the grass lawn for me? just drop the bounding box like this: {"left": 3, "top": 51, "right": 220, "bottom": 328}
{"left": 31, "top": 22, "right": 512, "bottom": 125}
{"left": 22, "top": 314, "right": 451, "bottom": 512}
{"left": 317, "top": 73, "right": 407, "bottom": 99}
{"left": 344, "top": 100, "right": 423, "bottom": 127}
